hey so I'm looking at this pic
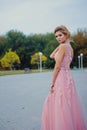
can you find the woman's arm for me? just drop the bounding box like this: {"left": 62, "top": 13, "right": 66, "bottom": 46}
{"left": 50, "top": 46, "right": 59, "bottom": 59}
{"left": 51, "top": 44, "right": 66, "bottom": 87}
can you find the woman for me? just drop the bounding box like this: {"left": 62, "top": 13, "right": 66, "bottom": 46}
{"left": 41, "top": 25, "right": 87, "bottom": 130}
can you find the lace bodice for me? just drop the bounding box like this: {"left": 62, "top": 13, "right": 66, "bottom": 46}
{"left": 54, "top": 44, "right": 73, "bottom": 69}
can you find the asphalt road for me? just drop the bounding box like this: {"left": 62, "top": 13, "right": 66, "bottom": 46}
{"left": 0, "top": 70, "right": 87, "bottom": 130}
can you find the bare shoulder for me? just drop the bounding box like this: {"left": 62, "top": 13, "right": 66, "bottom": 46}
{"left": 58, "top": 44, "right": 66, "bottom": 51}
{"left": 56, "top": 44, "right": 66, "bottom": 56}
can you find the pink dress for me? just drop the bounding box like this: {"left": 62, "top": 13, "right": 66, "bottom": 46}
{"left": 41, "top": 44, "right": 87, "bottom": 130}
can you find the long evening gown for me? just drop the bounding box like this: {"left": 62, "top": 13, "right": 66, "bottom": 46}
{"left": 41, "top": 44, "right": 87, "bottom": 130}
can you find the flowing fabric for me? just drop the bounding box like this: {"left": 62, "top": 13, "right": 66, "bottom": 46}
{"left": 41, "top": 44, "right": 87, "bottom": 130}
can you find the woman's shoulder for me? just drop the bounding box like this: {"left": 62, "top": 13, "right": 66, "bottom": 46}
{"left": 58, "top": 44, "right": 66, "bottom": 51}
{"left": 59, "top": 44, "right": 66, "bottom": 48}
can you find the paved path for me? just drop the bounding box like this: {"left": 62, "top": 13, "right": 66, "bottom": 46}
{"left": 0, "top": 70, "right": 87, "bottom": 130}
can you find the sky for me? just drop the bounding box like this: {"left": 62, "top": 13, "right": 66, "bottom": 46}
{"left": 0, "top": 0, "right": 87, "bottom": 35}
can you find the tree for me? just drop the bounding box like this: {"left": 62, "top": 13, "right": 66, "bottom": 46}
{"left": 0, "top": 49, "right": 20, "bottom": 70}
{"left": 72, "top": 28, "right": 87, "bottom": 67}
{"left": 6, "top": 30, "right": 26, "bottom": 50}
{"left": 72, "top": 28, "right": 87, "bottom": 47}
{"left": 31, "top": 52, "right": 47, "bottom": 69}
{"left": 0, "top": 28, "right": 87, "bottom": 69}
{"left": 0, "top": 36, "right": 8, "bottom": 58}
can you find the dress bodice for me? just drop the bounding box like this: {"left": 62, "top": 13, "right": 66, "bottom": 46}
{"left": 54, "top": 44, "right": 73, "bottom": 69}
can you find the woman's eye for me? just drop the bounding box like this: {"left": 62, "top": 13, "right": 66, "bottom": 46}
{"left": 55, "top": 34, "right": 62, "bottom": 38}
{"left": 59, "top": 34, "right": 62, "bottom": 37}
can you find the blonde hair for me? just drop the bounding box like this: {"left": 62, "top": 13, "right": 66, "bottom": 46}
{"left": 54, "top": 25, "right": 70, "bottom": 39}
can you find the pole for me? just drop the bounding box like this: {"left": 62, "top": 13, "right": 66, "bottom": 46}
{"left": 39, "top": 52, "right": 42, "bottom": 72}
{"left": 78, "top": 55, "right": 80, "bottom": 69}
{"left": 80, "top": 53, "right": 83, "bottom": 69}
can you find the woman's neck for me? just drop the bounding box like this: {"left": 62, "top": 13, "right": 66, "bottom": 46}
{"left": 64, "top": 39, "right": 70, "bottom": 44}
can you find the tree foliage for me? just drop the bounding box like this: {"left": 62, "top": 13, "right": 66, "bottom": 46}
{"left": 31, "top": 52, "right": 47, "bottom": 69}
{"left": 72, "top": 28, "right": 87, "bottom": 67}
{"left": 0, "top": 28, "right": 87, "bottom": 70}
{"left": 0, "top": 49, "right": 20, "bottom": 70}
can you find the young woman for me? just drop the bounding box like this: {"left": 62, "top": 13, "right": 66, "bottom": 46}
{"left": 41, "top": 25, "right": 87, "bottom": 130}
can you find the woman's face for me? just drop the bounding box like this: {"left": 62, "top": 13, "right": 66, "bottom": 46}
{"left": 55, "top": 31, "right": 67, "bottom": 44}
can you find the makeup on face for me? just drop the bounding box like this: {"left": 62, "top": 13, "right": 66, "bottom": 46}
{"left": 55, "top": 31, "right": 67, "bottom": 44}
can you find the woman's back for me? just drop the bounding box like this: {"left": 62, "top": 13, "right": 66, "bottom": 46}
{"left": 55, "top": 43, "right": 73, "bottom": 70}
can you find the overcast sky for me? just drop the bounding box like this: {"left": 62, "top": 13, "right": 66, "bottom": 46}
{"left": 0, "top": 0, "right": 87, "bottom": 35}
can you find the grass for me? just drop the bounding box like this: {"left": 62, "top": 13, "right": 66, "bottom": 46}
{"left": 1, "top": 68, "right": 85, "bottom": 76}
{"left": 0, "top": 69, "right": 51, "bottom": 76}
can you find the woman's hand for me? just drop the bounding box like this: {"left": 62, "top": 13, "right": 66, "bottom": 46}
{"left": 50, "top": 84, "right": 54, "bottom": 93}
